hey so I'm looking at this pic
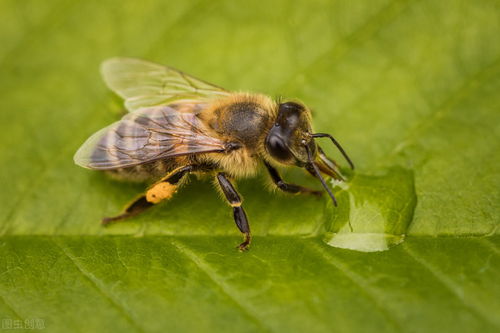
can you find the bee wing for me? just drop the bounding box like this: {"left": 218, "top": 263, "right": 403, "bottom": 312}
{"left": 74, "top": 103, "right": 227, "bottom": 170}
{"left": 101, "top": 57, "right": 230, "bottom": 112}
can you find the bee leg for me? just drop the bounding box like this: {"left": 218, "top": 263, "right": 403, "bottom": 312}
{"left": 102, "top": 165, "right": 195, "bottom": 225}
{"left": 216, "top": 172, "right": 251, "bottom": 251}
{"left": 264, "top": 162, "right": 322, "bottom": 196}
{"left": 101, "top": 196, "right": 153, "bottom": 225}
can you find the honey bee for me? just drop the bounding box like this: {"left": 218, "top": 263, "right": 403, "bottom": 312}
{"left": 74, "top": 58, "right": 354, "bottom": 251}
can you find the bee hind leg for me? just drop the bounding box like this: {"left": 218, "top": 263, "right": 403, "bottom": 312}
{"left": 102, "top": 165, "right": 196, "bottom": 225}
{"left": 216, "top": 172, "right": 251, "bottom": 251}
{"left": 264, "top": 162, "right": 322, "bottom": 196}
{"left": 102, "top": 196, "right": 153, "bottom": 225}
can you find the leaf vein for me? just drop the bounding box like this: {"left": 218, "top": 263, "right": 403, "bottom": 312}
{"left": 390, "top": 56, "right": 500, "bottom": 157}
{"left": 169, "top": 239, "right": 273, "bottom": 333}
{"left": 307, "top": 241, "right": 403, "bottom": 332}
{"left": 52, "top": 240, "right": 145, "bottom": 333}
{"left": 402, "top": 243, "right": 500, "bottom": 328}
{"left": 478, "top": 238, "right": 500, "bottom": 256}
{"left": 0, "top": 294, "right": 23, "bottom": 321}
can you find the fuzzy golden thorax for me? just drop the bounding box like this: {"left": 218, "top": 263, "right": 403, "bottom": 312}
{"left": 198, "top": 93, "right": 278, "bottom": 178}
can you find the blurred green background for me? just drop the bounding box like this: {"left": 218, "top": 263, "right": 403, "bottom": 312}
{"left": 0, "top": 1, "right": 499, "bottom": 332}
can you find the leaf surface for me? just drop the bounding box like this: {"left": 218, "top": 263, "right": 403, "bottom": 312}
{"left": 0, "top": 0, "right": 499, "bottom": 332}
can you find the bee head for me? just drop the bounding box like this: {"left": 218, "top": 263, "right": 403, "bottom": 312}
{"left": 265, "top": 101, "right": 316, "bottom": 166}
{"left": 265, "top": 101, "right": 355, "bottom": 206}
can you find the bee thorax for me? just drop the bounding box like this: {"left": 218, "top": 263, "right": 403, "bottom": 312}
{"left": 203, "top": 93, "right": 276, "bottom": 151}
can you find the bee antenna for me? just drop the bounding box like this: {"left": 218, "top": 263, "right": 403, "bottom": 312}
{"left": 311, "top": 133, "right": 355, "bottom": 170}
{"left": 304, "top": 143, "right": 337, "bottom": 207}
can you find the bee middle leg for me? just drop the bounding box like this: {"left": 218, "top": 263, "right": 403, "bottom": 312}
{"left": 264, "top": 162, "right": 322, "bottom": 196}
{"left": 216, "top": 172, "right": 251, "bottom": 251}
{"left": 102, "top": 165, "right": 196, "bottom": 225}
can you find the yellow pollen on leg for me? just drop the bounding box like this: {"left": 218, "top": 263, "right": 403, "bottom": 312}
{"left": 146, "top": 182, "right": 177, "bottom": 204}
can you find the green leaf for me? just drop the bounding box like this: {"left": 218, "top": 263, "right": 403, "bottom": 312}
{"left": 0, "top": 0, "right": 499, "bottom": 332}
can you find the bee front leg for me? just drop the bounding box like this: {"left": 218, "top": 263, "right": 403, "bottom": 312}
{"left": 264, "top": 162, "right": 322, "bottom": 196}
{"left": 216, "top": 172, "right": 251, "bottom": 251}
{"left": 102, "top": 165, "right": 195, "bottom": 225}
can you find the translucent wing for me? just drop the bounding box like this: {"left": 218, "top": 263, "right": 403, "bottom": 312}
{"left": 74, "top": 102, "right": 227, "bottom": 170}
{"left": 101, "top": 57, "right": 230, "bottom": 112}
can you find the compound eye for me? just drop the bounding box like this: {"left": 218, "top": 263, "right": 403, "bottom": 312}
{"left": 266, "top": 133, "right": 293, "bottom": 162}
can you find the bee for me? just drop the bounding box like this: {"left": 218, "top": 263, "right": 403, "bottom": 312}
{"left": 74, "top": 58, "right": 354, "bottom": 251}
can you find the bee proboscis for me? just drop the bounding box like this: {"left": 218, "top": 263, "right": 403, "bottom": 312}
{"left": 74, "top": 58, "right": 354, "bottom": 251}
